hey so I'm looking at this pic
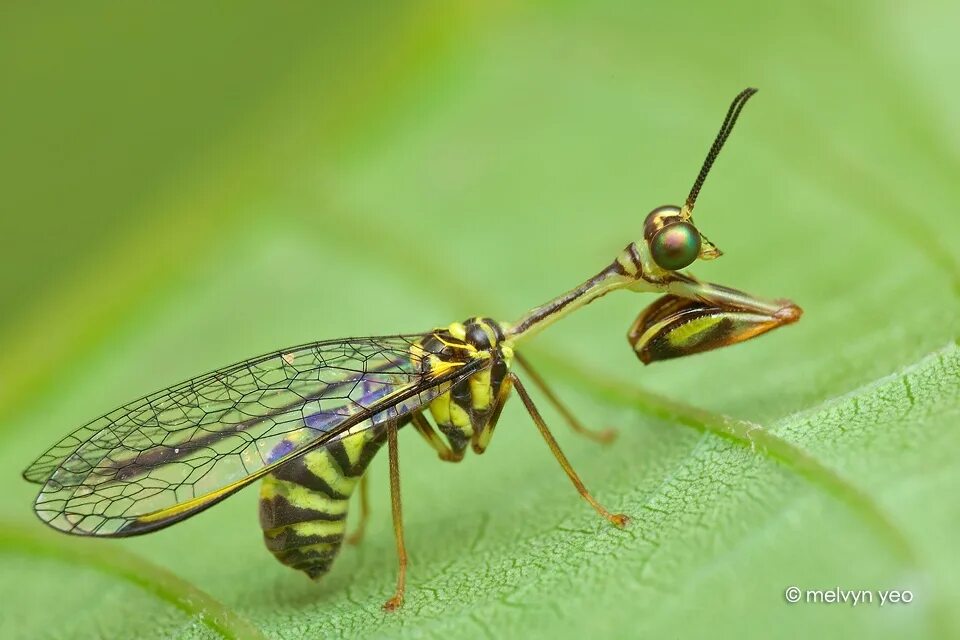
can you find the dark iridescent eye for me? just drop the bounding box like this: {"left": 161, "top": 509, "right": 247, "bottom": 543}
{"left": 650, "top": 222, "right": 701, "bottom": 271}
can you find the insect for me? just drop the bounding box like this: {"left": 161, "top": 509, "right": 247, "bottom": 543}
{"left": 23, "top": 88, "right": 801, "bottom": 611}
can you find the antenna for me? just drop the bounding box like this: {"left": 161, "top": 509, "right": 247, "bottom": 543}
{"left": 681, "top": 88, "right": 758, "bottom": 219}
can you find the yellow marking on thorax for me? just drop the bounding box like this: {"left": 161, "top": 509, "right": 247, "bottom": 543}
{"left": 427, "top": 354, "right": 462, "bottom": 378}
{"left": 447, "top": 322, "right": 466, "bottom": 340}
{"left": 476, "top": 321, "right": 498, "bottom": 347}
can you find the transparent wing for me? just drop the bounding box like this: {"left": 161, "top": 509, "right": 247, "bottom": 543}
{"left": 24, "top": 334, "right": 478, "bottom": 537}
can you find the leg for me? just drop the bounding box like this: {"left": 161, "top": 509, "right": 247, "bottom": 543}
{"left": 472, "top": 374, "right": 515, "bottom": 454}
{"left": 383, "top": 420, "right": 407, "bottom": 611}
{"left": 411, "top": 412, "right": 463, "bottom": 462}
{"left": 345, "top": 473, "right": 369, "bottom": 545}
{"left": 514, "top": 352, "right": 616, "bottom": 444}
{"left": 510, "top": 373, "right": 629, "bottom": 528}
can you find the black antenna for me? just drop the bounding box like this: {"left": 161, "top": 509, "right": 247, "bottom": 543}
{"left": 682, "top": 88, "right": 758, "bottom": 217}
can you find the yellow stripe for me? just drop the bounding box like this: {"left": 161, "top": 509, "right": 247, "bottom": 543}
{"left": 430, "top": 392, "right": 452, "bottom": 426}
{"left": 428, "top": 354, "right": 465, "bottom": 378}
{"left": 635, "top": 316, "right": 675, "bottom": 349}
{"left": 447, "top": 322, "right": 466, "bottom": 340}
{"left": 302, "top": 450, "right": 359, "bottom": 495}
{"left": 666, "top": 315, "right": 722, "bottom": 348}
{"left": 289, "top": 541, "right": 340, "bottom": 556}
{"left": 476, "top": 320, "right": 498, "bottom": 347}
{"left": 449, "top": 401, "right": 471, "bottom": 432}
{"left": 469, "top": 368, "right": 492, "bottom": 411}
{"left": 260, "top": 476, "right": 350, "bottom": 514}
{"left": 341, "top": 431, "right": 367, "bottom": 468}
{"left": 287, "top": 519, "right": 347, "bottom": 538}
{"left": 135, "top": 476, "right": 247, "bottom": 524}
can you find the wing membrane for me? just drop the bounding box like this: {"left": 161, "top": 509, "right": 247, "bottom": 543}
{"left": 24, "top": 335, "right": 477, "bottom": 537}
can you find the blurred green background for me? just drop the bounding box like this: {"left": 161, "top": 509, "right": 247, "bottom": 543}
{"left": 2, "top": 2, "right": 960, "bottom": 639}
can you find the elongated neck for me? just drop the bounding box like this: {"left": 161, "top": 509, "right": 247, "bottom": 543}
{"left": 506, "top": 262, "right": 631, "bottom": 343}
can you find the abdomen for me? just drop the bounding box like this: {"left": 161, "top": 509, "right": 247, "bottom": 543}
{"left": 259, "top": 425, "right": 386, "bottom": 579}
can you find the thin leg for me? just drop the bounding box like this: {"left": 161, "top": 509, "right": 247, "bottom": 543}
{"left": 514, "top": 352, "right": 616, "bottom": 444}
{"left": 472, "top": 375, "right": 515, "bottom": 454}
{"left": 411, "top": 412, "right": 463, "bottom": 462}
{"left": 510, "top": 373, "right": 629, "bottom": 528}
{"left": 345, "top": 473, "right": 369, "bottom": 545}
{"left": 383, "top": 420, "right": 407, "bottom": 611}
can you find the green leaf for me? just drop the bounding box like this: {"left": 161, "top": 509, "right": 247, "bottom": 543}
{"left": 2, "top": 2, "right": 959, "bottom": 638}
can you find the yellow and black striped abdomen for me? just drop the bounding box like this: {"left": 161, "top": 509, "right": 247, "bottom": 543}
{"left": 259, "top": 425, "right": 386, "bottom": 579}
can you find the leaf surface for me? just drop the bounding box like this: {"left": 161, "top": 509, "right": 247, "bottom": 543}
{"left": 2, "top": 1, "right": 959, "bottom": 638}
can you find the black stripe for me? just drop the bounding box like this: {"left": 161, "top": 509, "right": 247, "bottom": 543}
{"left": 450, "top": 378, "right": 472, "bottom": 415}
{"left": 627, "top": 242, "right": 643, "bottom": 274}
{"left": 265, "top": 528, "right": 345, "bottom": 553}
{"left": 438, "top": 422, "right": 470, "bottom": 451}
{"left": 354, "top": 433, "right": 387, "bottom": 472}
{"left": 106, "top": 358, "right": 405, "bottom": 479}
{"left": 294, "top": 557, "right": 337, "bottom": 580}
{"left": 464, "top": 321, "right": 491, "bottom": 350}
{"left": 259, "top": 494, "right": 346, "bottom": 530}
{"left": 273, "top": 547, "right": 340, "bottom": 579}
{"left": 326, "top": 441, "right": 356, "bottom": 477}
{"left": 270, "top": 457, "right": 349, "bottom": 500}
{"left": 327, "top": 428, "right": 389, "bottom": 477}
{"left": 301, "top": 562, "right": 335, "bottom": 580}
{"left": 490, "top": 357, "right": 507, "bottom": 396}
{"left": 481, "top": 317, "right": 504, "bottom": 342}
{"left": 611, "top": 257, "right": 628, "bottom": 276}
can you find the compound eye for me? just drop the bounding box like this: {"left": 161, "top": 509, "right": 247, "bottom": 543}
{"left": 650, "top": 221, "right": 701, "bottom": 271}
{"left": 643, "top": 205, "right": 682, "bottom": 237}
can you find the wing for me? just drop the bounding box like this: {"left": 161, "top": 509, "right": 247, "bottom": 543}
{"left": 24, "top": 334, "right": 480, "bottom": 537}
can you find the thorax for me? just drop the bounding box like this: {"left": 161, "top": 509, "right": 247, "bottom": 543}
{"left": 417, "top": 317, "right": 513, "bottom": 455}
